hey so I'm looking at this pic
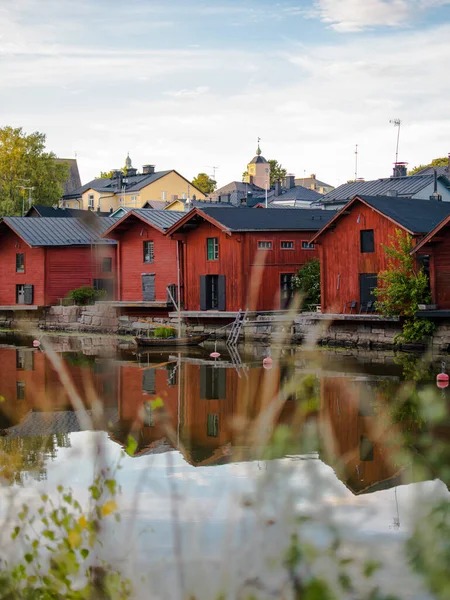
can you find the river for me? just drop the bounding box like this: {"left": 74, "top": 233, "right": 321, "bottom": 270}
{"left": 0, "top": 333, "right": 448, "bottom": 599}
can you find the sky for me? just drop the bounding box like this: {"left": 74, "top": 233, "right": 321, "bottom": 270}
{"left": 1, "top": 0, "right": 450, "bottom": 188}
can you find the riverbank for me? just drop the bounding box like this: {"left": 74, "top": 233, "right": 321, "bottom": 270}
{"left": 1, "top": 305, "right": 449, "bottom": 352}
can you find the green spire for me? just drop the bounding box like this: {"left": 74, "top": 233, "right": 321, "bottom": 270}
{"left": 256, "top": 137, "right": 261, "bottom": 156}
{"left": 125, "top": 152, "right": 132, "bottom": 169}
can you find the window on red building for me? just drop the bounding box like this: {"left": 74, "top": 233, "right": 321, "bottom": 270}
{"left": 102, "top": 257, "right": 112, "bottom": 272}
{"left": 360, "top": 230, "right": 375, "bottom": 253}
{"left": 16, "top": 253, "right": 24, "bottom": 273}
{"left": 281, "top": 241, "right": 294, "bottom": 249}
{"left": 207, "top": 237, "right": 219, "bottom": 260}
{"left": 258, "top": 241, "right": 272, "bottom": 250}
{"left": 301, "top": 241, "right": 314, "bottom": 250}
{"left": 143, "top": 241, "right": 154, "bottom": 263}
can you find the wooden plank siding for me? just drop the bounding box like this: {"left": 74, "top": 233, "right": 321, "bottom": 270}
{"left": 177, "top": 221, "right": 320, "bottom": 312}
{"left": 316, "top": 201, "right": 420, "bottom": 313}
{"left": 416, "top": 224, "right": 450, "bottom": 309}
{"left": 109, "top": 219, "right": 178, "bottom": 303}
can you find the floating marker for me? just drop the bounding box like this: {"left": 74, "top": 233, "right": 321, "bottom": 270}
{"left": 33, "top": 340, "right": 41, "bottom": 348}
{"left": 263, "top": 357, "right": 273, "bottom": 370}
{"left": 210, "top": 351, "right": 220, "bottom": 359}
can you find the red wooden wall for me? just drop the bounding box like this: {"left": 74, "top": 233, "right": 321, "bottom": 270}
{"left": 111, "top": 220, "right": 178, "bottom": 302}
{"left": 416, "top": 224, "right": 450, "bottom": 309}
{"left": 179, "top": 220, "right": 320, "bottom": 312}
{"left": 45, "top": 245, "right": 116, "bottom": 305}
{"left": 0, "top": 228, "right": 46, "bottom": 305}
{"left": 317, "top": 201, "right": 418, "bottom": 313}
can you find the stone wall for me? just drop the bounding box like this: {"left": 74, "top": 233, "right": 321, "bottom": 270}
{"left": 39, "top": 305, "right": 119, "bottom": 333}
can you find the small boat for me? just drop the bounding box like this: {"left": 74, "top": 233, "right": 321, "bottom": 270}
{"left": 135, "top": 333, "right": 210, "bottom": 348}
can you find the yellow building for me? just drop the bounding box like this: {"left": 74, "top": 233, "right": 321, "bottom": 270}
{"left": 61, "top": 158, "right": 206, "bottom": 212}
{"left": 243, "top": 142, "right": 271, "bottom": 190}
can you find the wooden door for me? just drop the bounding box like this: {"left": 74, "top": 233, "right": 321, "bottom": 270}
{"left": 142, "top": 274, "right": 155, "bottom": 302}
{"left": 359, "top": 274, "right": 377, "bottom": 307}
{"left": 16, "top": 285, "right": 25, "bottom": 305}
{"left": 280, "top": 273, "right": 294, "bottom": 309}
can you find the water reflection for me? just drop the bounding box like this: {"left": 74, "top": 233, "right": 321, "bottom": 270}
{"left": 0, "top": 338, "right": 447, "bottom": 497}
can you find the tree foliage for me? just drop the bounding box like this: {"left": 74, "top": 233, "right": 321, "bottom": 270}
{"left": 191, "top": 172, "right": 217, "bottom": 194}
{"left": 268, "top": 159, "right": 287, "bottom": 187}
{"left": 291, "top": 258, "right": 320, "bottom": 308}
{"left": 375, "top": 229, "right": 434, "bottom": 342}
{"left": 408, "top": 157, "right": 448, "bottom": 176}
{"left": 0, "top": 126, "right": 69, "bottom": 215}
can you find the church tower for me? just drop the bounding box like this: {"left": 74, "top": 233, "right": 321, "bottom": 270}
{"left": 244, "top": 139, "right": 270, "bottom": 190}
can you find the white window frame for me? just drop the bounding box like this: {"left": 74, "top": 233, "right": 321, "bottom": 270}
{"left": 258, "top": 241, "right": 273, "bottom": 250}
{"left": 162, "top": 191, "right": 167, "bottom": 201}
{"left": 301, "top": 241, "right": 315, "bottom": 250}
{"left": 281, "top": 241, "right": 294, "bottom": 250}
{"left": 143, "top": 240, "right": 155, "bottom": 264}
{"left": 88, "top": 194, "right": 94, "bottom": 209}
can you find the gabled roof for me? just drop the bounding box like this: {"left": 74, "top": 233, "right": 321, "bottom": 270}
{"left": 102, "top": 209, "right": 185, "bottom": 237}
{"left": 213, "top": 181, "right": 265, "bottom": 196}
{"left": 271, "top": 185, "right": 322, "bottom": 202}
{"left": 26, "top": 205, "right": 111, "bottom": 218}
{"left": 1, "top": 216, "right": 117, "bottom": 247}
{"left": 310, "top": 195, "right": 450, "bottom": 243}
{"left": 166, "top": 207, "right": 333, "bottom": 236}
{"left": 411, "top": 212, "right": 450, "bottom": 253}
{"left": 315, "top": 174, "right": 450, "bottom": 205}
{"left": 142, "top": 200, "right": 169, "bottom": 210}
{"left": 63, "top": 169, "right": 205, "bottom": 200}
{"left": 412, "top": 165, "right": 450, "bottom": 177}
{"left": 54, "top": 158, "right": 82, "bottom": 195}
{"left": 295, "top": 175, "right": 333, "bottom": 190}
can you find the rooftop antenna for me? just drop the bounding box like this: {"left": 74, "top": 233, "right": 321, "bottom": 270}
{"left": 389, "top": 118, "right": 402, "bottom": 164}
{"left": 206, "top": 166, "right": 219, "bottom": 180}
{"left": 354, "top": 144, "right": 358, "bottom": 181}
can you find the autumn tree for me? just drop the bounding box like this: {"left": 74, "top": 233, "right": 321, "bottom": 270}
{"left": 192, "top": 172, "right": 217, "bottom": 194}
{"left": 408, "top": 157, "right": 448, "bottom": 176}
{"left": 0, "top": 126, "right": 69, "bottom": 215}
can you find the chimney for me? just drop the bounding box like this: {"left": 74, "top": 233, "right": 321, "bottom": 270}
{"left": 111, "top": 170, "right": 123, "bottom": 188}
{"left": 127, "top": 167, "right": 137, "bottom": 177}
{"left": 142, "top": 164, "right": 155, "bottom": 175}
{"left": 430, "top": 169, "right": 442, "bottom": 201}
{"left": 274, "top": 180, "right": 282, "bottom": 196}
{"left": 310, "top": 174, "right": 316, "bottom": 179}
{"left": 284, "top": 174, "right": 295, "bottom": 189}
{"left": 392, "top": 162, "right": 408, "bottom": 178}
{"left": 246, "top": 191, "right": 253, "bottom": 206}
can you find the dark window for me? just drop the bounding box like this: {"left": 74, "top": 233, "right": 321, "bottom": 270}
{"left": 142, "top": 368, "right": 156, "bottom": 394}
{"left": 143, "top": 241, "right": 154, "bottom": 263}
{"left": 142, "top": 274, "right": 155, "bottom": 302}
{"left": 16, "top": 253, "right": 25, "bottom": 273}
{"left": 200, "top": 366, "right": 226, "bottom": 399}
{"left": 16, "top": 350, "right": 34, "bottom": 371}
{"left": 301, "top": 241, "right": 315, "bottom": 250}
{"left": 360, "top": 436, "right": 374, "bottom": 461}
{"left": 102, "top": 257, "right": 112, "bottom": 272}
{"left": 360, "top": 230, "right": 375, "bottom": 253}
{"left": 280, "top": 273, "right": 295, "bottom": 309}
{"left": 258, "top": 241, "right": 272, "bottom": 250}
{"left": 207, "top": 414, "right": 219, "bottom": 437}
{"left": 281, "top": 241, "right": 294, "bottom": 249}
{"left": 200, "top": 275, "right": 226, "bottom": 311}
{"left": 16, "top": 381, "right": 25, "bottom": 400}
{"left": 207, "top": 238, "right": 219, "bottom": 260}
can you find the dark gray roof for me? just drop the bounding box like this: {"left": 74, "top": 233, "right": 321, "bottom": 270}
{"left": 248, "top": 155, "right": 268, "bottom": 164}
{"left": 5, "top": 409, "right": 118, "bottom": 438}
{"left": 118, "top": 209, "right": 185, "bottom": 232}
{"left": 198, "top": 207, "right": 333, "bottom": 231}
{"left": 142, "top": 200, "right": 169, "bottom": 210}
{"left": 316, "top": 174, "right": 450, "bottom": 205}
{"left": 2, "top": 216, "right": 117, "bottom": 246}
{"left": 55, "top": 158, "right": 82, "bottom": 195}
{"left": 271, "top": 186, "right": 322, "bottom": 202}
{"left": 213, "top": 181, "right": 265, "bottom": 196}
{"left": 356, "top": 195, "right": 450, "bottom": 234}
{"left": 26, "top": 205, "right": 111, "bottom": 218}
{"left": 63, "top": 170, "right": 173, "bottom": 199}
{"left": 413, "top": 165, "right": 450, "bottom": 177}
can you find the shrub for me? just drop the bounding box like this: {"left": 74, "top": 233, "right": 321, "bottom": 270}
{"left": 291, "top": 258, "right": 320, "bottom": 309}
{"left": 153, "top": 326, "right": 176, "bottom": 338}
{"left": 67, "top": 286, "right": 106, "bottom": 306}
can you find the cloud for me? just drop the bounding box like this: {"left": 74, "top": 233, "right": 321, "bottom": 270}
{"left": 165, "top": 86, "right": 210, "bottom": 98}
{"left": 315, "top": 0, "right": 450, "bottom": 32}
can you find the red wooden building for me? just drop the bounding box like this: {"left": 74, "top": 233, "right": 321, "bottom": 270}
{"left": 102, "top": 209, "right": 184, "bottom": 304}
{"left": 166, "top": 207, "right": 332, "bottom": 312}
{"left": 0, "top": 216, "right": 117, "bottom": 306}
{"left": 310, "top": 195, "right": 450, "bottom": 314}
{"left": 412, "top": 214, "right": 450, "bottom": 310}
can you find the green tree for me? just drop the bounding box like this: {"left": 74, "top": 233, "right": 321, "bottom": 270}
{"left": 268, "top": 159, "right": 287, "bottom": 186}
{"left": 291, "top": 258, "right": 320, "bottom": 309}
{"left": 375, "top": 229, "right": 434, "bottom": 342}
{"left": 192, "top": 172, "right": 217, "bottom": 194}
{"left": 408, "top": 157, "right": 448, "bottom": 176}
{"left": 0, "top": 126, "right": 69, "bottom": 215}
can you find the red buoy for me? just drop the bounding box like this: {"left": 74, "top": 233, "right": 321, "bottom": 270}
{"left": 263, "top": 357, "right": 273, "bottom": 370}
{"left": 437, "top": 372, "right": 449, "bottom": 388}
{"left": 33, "top": 340, "right": 41, "bottom": 348}
{"left": 210, "top": 351, "right": 220, "bottom": 359}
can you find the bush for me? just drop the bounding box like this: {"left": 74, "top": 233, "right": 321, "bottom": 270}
{"left": 291, "top": 258, "right": 320, "bottom": 308}
{"left": 153, "top": 326, "right": 176, "bottom": 339}
{"left": 67, "top": 286, "right": 106, "bottom": 306}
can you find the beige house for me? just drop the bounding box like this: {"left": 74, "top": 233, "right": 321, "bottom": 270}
{"left": 294, "top": 174, "right": 334, "bottom": 195}
{"left": 61, "top": 162, "right": 206, "bottom": 212}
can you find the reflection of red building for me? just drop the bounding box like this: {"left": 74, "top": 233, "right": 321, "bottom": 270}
{"left": 318, "top": 377, "right": 403, "bottom": 494}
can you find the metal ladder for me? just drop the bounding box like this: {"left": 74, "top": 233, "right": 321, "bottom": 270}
{"left": 227, "top": 309, "right": 248, "bottom": 345}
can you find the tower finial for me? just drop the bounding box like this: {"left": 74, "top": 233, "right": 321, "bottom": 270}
{"left": 125, "top": 152, "right": 132, "bottom": 170}
{"left": 256, "top": 137, "right": 261, "bottom": 156}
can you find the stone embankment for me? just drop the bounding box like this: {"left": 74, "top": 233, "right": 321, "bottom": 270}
{"left": 1, "top": 305, "right": 450, "bottom": 351}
